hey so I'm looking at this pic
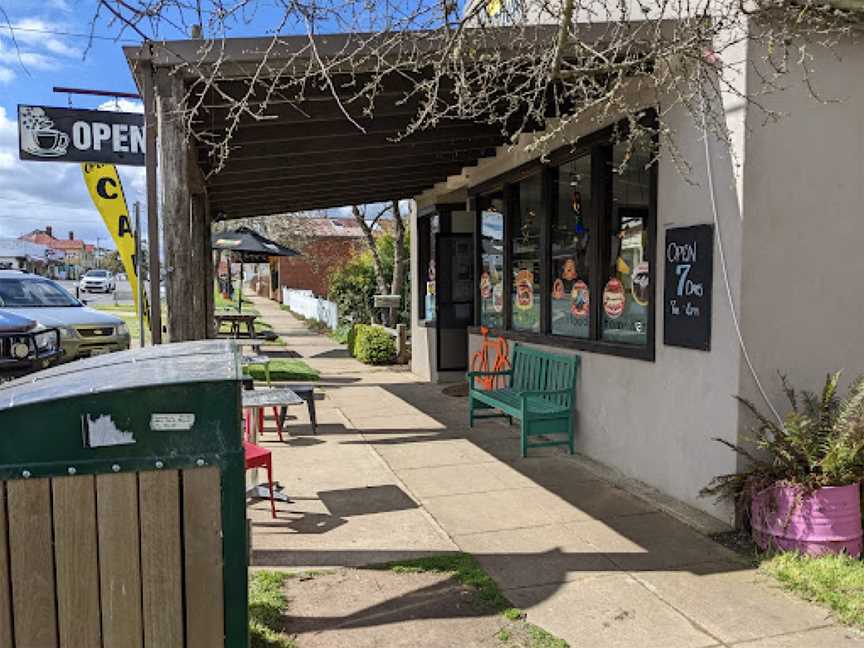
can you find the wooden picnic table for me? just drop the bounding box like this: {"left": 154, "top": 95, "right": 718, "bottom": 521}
{"left": 215, "top": 312, "right": 258, "bottom": 338}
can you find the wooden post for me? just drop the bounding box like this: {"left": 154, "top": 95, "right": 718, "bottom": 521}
{"left": 397, "top": 323, "right": 408, "bottom": 364}
{"left": 204, "top": 200, "right": 215, "bottom": 338}
{"left": 142, "top": 51, "right": 162, "bottom": 344}
{"left": 189, "top": 194, "right": 207, "bottom": 337}
{"left": 157, "top": 69, "right": 208, "bottom": 341}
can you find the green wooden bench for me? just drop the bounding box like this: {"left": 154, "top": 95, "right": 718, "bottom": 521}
{"left": 468, "top": 343, "right": 579, "bottom": 457}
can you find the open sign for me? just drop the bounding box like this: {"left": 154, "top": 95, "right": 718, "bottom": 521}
{"left": 18, "top": 105, "right": 145, "bottom": 166}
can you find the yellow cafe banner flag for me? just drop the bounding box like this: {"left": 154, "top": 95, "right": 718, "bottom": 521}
{"left": 81, "top": 162, "right": 148, "bottom": 324}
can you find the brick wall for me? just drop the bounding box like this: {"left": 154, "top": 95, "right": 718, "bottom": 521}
{"left": 277, "top": 237, "right": 361, "bottom": 298}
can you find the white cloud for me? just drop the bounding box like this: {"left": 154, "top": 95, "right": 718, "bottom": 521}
{"left": 0, "top": 18, "right": 80, "bottom": 77}
{"left": 97, "top": 99, "right": 144, "bottom": 114}
{"left": 0, "top": 66, "right": 12, "bottom": 83}
{"left": 9, "top": 19, "right": 79, "bottom": 58}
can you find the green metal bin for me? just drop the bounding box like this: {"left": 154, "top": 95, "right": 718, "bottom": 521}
{"left": 0, "top": 340, "right": 247, "bottom": 648}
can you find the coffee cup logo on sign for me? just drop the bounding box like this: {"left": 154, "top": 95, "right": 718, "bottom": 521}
{"left": 19, "top": 107, "right": 70, "bottom": 158}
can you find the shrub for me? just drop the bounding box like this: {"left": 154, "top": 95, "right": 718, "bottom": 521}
{"left": 354, "top": 326, "right": 396, "bottom": 365}
{"left": 702, "top": 372, "right": 864, "bottom": 509}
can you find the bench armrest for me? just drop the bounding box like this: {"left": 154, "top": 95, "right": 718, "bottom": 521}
{"left": 467, "top": 370, "right": 512, "bottom": 389}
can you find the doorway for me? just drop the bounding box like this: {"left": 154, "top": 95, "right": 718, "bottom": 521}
{"left": 435, "top": 234, "right": 474, "bottom": 371}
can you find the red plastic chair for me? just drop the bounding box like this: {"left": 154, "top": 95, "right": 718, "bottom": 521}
{"left": 246, "top": 407, "right": 285, "bottom": 442}
{"left": 243, "top": 409, "right": 277, "bottom": 519}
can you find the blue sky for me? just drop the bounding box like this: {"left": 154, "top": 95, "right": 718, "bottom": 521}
{"left": 0, "top": 1, "right": 152, "bottom": 244}
{"left": 0, "top": 1, "right": 414, "bottom": 246}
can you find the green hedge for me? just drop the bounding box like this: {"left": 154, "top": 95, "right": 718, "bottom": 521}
{"left": 352, "top": 324, "right": 395, "bottom": 365}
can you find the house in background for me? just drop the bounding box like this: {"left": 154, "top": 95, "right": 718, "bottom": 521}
{"left": 0, "top": 240, "right": 50, "bottom": 273}
{"left": 20, "top": 226, "right": 96, "bottom": 280}
{"left": 257, "top": 215, "right": 365, "bottom": 300}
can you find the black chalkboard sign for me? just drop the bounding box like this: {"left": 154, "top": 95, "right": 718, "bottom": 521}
{"left": 663, "top": 224, "right": 714, "bottom": 350}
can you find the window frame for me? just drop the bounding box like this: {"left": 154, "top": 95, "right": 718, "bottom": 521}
{"left": 468, "top": 117, "right": 658, "bottom": 362}
{"left": 417, "top": 204, "right": 455, "bottom": 324}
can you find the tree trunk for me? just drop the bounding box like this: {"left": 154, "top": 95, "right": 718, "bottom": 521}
{"left": 351, "top": 205, "right": 388, "bottom": 323}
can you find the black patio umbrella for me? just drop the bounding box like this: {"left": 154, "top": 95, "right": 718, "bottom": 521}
{"left": 212, "top": 226, "right": 299, "bottom": 312}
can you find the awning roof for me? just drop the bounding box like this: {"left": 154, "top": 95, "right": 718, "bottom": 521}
{"left": 122, "top": 31, "right": 559, "bottom": 219}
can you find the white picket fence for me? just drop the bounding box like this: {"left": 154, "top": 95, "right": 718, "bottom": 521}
{"left": 282, "top": 288, "right": 339, "bottom": 330}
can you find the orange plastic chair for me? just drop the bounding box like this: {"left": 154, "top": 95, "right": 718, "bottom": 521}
{"left": 471, "top": 327, "right": 511, "bottom": 390}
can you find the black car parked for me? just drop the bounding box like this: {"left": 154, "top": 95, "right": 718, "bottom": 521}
{"left": 0, "top": 309, "right": 62, "bottom": 380}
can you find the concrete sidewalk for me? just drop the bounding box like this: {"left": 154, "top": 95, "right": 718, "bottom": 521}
{"left": 246, "top": 295, "right": 862, "bottom": 648}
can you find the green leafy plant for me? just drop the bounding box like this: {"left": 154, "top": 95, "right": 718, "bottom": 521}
{"left": 702, "top": 372, "right": 864, "bottom": 508}
{"left": 327, "top": 233, "right": 410, "bottom": 327}
{"left": 354, "top": 325, "right": 396, "bottom": 365}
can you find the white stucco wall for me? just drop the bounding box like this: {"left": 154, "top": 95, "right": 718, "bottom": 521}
{"left": 738, "top": 36, "right": 864, "bottom": 413}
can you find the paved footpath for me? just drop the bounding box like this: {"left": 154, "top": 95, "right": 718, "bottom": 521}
{"left": 247, "top": 295, "right": 863, "bottom": 648}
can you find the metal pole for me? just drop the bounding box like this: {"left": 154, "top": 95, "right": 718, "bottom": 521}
{"left": 238, "top": 257, "right": 243, "bottom": 313}
{"left": 134, "top": 201, "right": 146, "bottom": 346}
{"left": 142, "top": 52, "right": 163, "bottom": 343}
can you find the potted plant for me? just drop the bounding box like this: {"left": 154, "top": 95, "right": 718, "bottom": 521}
{"left": 703, "top": 372, "right": 864, "bottom": 556}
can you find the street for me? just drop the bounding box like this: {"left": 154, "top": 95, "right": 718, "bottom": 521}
{"left": 59, "top": 279, "right": 134, "bottom": 307}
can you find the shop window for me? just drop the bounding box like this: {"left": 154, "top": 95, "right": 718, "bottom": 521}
{"left": 511, "top": 175, "right": 542, "bottom": 333}
{"left": 479, "top": 198, "right": 505, "bottom": 329}
{"left": 601, "top": 141, "right": 651, "bottom": 345}
{"left": 471, "top": 116, "right": 656, "bottom": 360}
{"left": 551, "top": 155, "right": 592, "bottom": 338}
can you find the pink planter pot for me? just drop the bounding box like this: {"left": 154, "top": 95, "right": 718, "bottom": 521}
{"left": 751, "top": 482, "right": 863, "bottom": 557}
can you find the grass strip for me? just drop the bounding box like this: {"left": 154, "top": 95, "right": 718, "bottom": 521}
{"left": 246, "top": 358, "right": 320, "bottom": 382}
{"left": 249, "top": 571, "right": 296, "bottom": 648}
{"left": 760, "top": 552, "right": 864, "bottom": 628}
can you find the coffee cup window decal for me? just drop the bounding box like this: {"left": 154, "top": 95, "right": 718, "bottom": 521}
{"left": 492, "top": 283, "right": 504, "bottom": 312}
{"left": 515, "top": 268, "right": 534, "bottom": 312}
{"left": 20, "top": 107, "right": 69, "bottom": 158}
{"left": 632, "top": 261, "right": 650, "bottom": 306}
{"left": 570, "top": 280, "right": 590, "bottom": 318}
{"left": 561, "top": 258, "right": 577, "bottom": 281}
{"left": 552, "top": 278, "right": 565, "bottom": 300}
{"left": 480, "top": 271, "right": 492, "bottom": 300}
{"left": 603, "top": 278, "right": 626, "bottom": 319}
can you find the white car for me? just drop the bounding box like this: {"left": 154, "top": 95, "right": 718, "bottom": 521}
{"left": 79, "top": 269, "right": 116, "bottom": 293}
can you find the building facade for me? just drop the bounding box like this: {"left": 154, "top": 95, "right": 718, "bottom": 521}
{"left": 20, "top": 227, "right": 96, "bottom": 280}
{"left": 0, "top": 240, "right": 50, "bottom": 273}
{"left": 409, "top": 35, "right": 864, "bottom": 524}
{"left": 264, "top": 216, "right": 365, "bottom": 300}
